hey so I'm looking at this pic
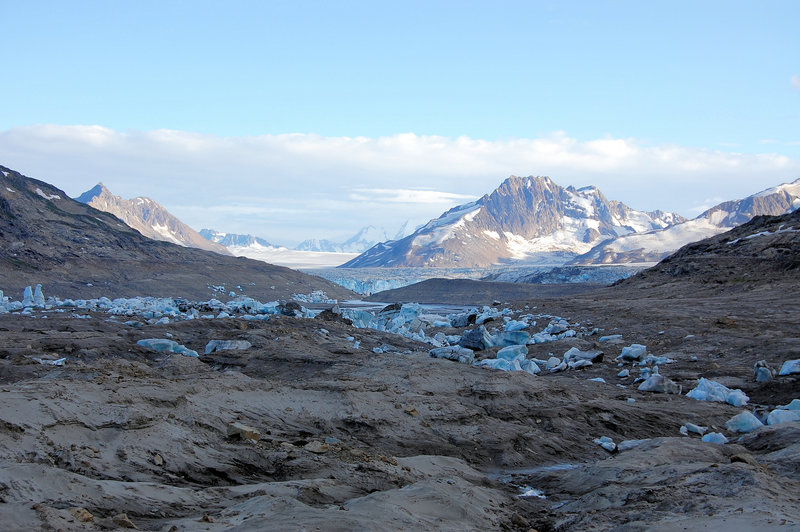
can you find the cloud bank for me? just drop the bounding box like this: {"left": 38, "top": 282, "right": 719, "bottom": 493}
{"left": 1, "top": 125, "right": 797, "bottom": 244}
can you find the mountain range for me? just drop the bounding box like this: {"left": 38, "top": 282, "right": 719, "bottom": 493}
{"left": 0, "top": 164, "right": 353, "bottom": 300}
{"left": 343, "top": 175, "right": 800, "bottom": 268}
{"left": 295, "top": 223, "right": 411, "bottom": 253}
{"left": 343, "top": 176, "right": 685, "bottom": 268}
{"left": 76, "top": 183, "right": 231, "bottom": 255}
{"left": 570, "top": 179, "right": 800, "bottom": 264}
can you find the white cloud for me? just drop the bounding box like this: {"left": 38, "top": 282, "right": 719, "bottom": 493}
{"left": 350, "top": 188, "right": 476, "bottom": 204}
{"left": 792, "top": 74, "right": 800, "bottom": 89}
{"left": 1, "top": 125, "right": 798, "bottom": 245}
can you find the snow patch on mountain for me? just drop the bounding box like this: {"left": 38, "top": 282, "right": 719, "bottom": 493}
{"left": 343, "top": 176, "right": 684, "bottom": 268}
{"left": 296, "top": 223, "right": 412, "bottom": 253}
{"left": 571, "top": 178, "right": 800, "bottom": 265}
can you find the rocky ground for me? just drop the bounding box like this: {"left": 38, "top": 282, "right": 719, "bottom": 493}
{"left": 1, "top": 210, "right": 799, "bottom": 531}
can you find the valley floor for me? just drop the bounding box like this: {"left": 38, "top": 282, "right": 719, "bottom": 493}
{"left": 1, "top": 278, "right": 799, "bottom": 531}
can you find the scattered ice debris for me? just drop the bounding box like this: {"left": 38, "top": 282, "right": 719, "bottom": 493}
{"left": 638, "top": 354, "right": 675, "bottom": 366}
{"left": 292, "top": 290, "right": 336, "bottom": 304}
{"left": 32, "top": 357, "right": 66, "bottom": 366}
{"left": 680, "top": 423, "right": 708, "bottom": 436}
{"left": 518, "top": 487, "right": 546, "bottom": 499}
{"left": 589, "top": 377, "right": 606, "bottom": 383}
{"left": 686, "top": 378, "right": 749, "bottom": 407}
{"left": 137, "top": 339, "right": 198, "bottom": 357}
{"left": 701, "top": 432, "right": 728, "bottom": 444}
{"left": 637, "top": 373, "right": 681, "bottom": 394}
{"left": 617, "top": 344, "right": 647, "bottom": 361}
{"left": 599, "top": 334, "right": 623, "bottom": 342}
{"left": 205, "top": 340, "right": 252, "bottom": 355}
{"left": 627, "top": 398, "right": 636, "bottom": 403}
{"left": 429, "top": 346, "right": 475, "bottom": 365}
{"left": 593, "top": 436, "right": 616, "bottom": 452}
{"left": 544, "top": 318, "right": 570, "bottom": 334}
{"left": 617, "top": 369, "right": 630, "bottom": 378}
{"left": 766, "top": 409, "right": 800, "bottom": 426}
{"left": 617, "top": 439, "right": 650, "bottom": 451}
{"left": 778, "top": 359, "right": 800, "bottom": 376}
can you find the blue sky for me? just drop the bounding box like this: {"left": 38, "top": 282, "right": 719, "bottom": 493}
{"left": 1, "top": 1, "right": 798, "bottom": 243}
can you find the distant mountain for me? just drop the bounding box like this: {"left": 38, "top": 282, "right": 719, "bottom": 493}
{"left": 342, "top": 176, "right": 684, "bottom": 268}
{"left": 0, "top": 164, "right": 355, "bottom": 301}
{"left": 76, "top": 183, "right": 231, "bottom": 256}
{"left": 200, "top": 229, "right": 357, "bottom": 269}
{"left": 296, "top": 223, "right": 411, "bottom": 253}
{"left": 199, "top": 229, "right": 276, "bottom": 249}
{"left": 570, "top": 179, "right": 800, "bottom": 265}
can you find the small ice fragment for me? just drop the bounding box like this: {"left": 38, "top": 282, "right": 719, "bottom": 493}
{"left": 593, "top": 436, "right": 616, "bottom": 452}
{"left": 627, "top": 398, "right": 636, "bottom": 403}
{"left": 589, "top": 377, "right": 606, "bottom": 383}
{"left": 599, "top": 334, "right": 623, "bottom": 342}
{"left": 617, "top": 369, "right": 630, "bottom": 378}
{"left": 32, "top": 357, "right": 66, "bottom": 366}
{"left": 701, "top": 432, "right": 728, "bottom": 444}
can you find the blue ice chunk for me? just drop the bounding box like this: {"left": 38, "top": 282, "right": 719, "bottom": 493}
{"left": 599, "top": 334, "right": 623, "bottom": 342}
{"left": 617, "top": 344, "right": 647, "bottom": 361}
{"left": 497, "top": 345, "right": 528, "bottom": 361}
{"left": 589, "top": 377, "right": 606, "bottom": 383}
{"left": 725, "top": 411, "right": 763, "bottom": 433}
{"left": 766, "top": 409, "right": 800, "bottom": 426}
{"left": 504, "top": 320, "right": 529, "bottom": 332}
{"left": 544, "top": 319, "right": 570, "bottom": 334}
{"left": 779, "top": 399, "right": 800, "bottom": 411}
{"left": 33, "top": 284, "right": 45, "bottom": 307}
{"left": 205, "top": 340, "right": 252, "bottom": 354}
{"left": 593, "top": 436, "right": 616, "bottom": 452}
{"left": 22, "top": 286, "right": 34, "bottom": 307}
{"left": 617, "top": 369, "right": 630, "bottom": 378}
{"left": 617, "top": 439, "right": 650, "bottom": 451}
{"left": 429, "top": 346, "right": 474, "bottom": 365}
{"left": 701, "top": 432, "right": 728, "bottom": 444}
{"left": 493, "top": 331, "right": 531, "bottom": 347}
{"left": 779, "top": 359, "right": 800, "bottom": 376}
{"left": 137, "top": 338, "right": 198, "bottom": 357}
{"left": 685, "top": 378, "right": 749, "bottom": 407}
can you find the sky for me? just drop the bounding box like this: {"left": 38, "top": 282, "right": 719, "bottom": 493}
{"left": 1, "top": 1, "right": 798, "bottom": 245}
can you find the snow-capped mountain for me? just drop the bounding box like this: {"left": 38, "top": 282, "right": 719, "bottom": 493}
{"left": 75, "top": 184, "right": 231, "bottom": 256}
{"left": 570, "top": 178, "right": 800, "bottom": 265}
{"left": 200, "top": 228, "right": 358, "bottom": 269}
{"left": 296, "top": 223, "right": 411, "bottom": 253}
{"left": 342, "top": 176, "right": 684, "bottom": 268}
{"left": 199, "top": 229, "right": 276, "bottom": 249}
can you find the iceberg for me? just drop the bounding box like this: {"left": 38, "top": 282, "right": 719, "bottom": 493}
{"left": 22, "top": 286, "right": 34, "bottom": 307}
